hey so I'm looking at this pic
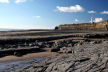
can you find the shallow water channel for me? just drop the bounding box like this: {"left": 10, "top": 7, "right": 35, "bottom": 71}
{"left": 0, "top": 57, "right": 45, "bottom": 71}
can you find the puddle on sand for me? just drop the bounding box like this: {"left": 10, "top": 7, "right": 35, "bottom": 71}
{"left": 0, "top": 57, "right": 46, "bottom": 71}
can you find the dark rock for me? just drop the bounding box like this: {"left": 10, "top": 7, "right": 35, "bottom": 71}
{"left": 50, "top": 48, "right": 60, "bottom": 52}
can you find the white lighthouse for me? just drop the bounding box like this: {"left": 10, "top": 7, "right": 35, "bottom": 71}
{"left": 91, "top": 17, "right": 93, "bottom": 24}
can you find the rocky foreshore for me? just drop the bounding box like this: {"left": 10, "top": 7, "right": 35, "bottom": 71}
{"left": 0, "top": 30, "right": 108, "bottom": 72}
{"left": 1, "top": 40, "right": 108, "bottom": 72}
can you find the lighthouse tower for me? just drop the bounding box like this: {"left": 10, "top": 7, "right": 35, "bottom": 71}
{"left": 91, "top": 17, "right": 93, "bottom": 24}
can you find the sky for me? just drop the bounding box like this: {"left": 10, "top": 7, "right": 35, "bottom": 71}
{"left": 0, "top": 0, "right": 108, "bottom": 29}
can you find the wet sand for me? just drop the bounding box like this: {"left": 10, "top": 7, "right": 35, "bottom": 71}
{"left": 0, "top": 52, "right": 57, "bottom": 63}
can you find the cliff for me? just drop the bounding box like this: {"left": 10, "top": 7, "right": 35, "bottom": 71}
{"left": 55, "top": 20, "right": 108, "bottom": 31}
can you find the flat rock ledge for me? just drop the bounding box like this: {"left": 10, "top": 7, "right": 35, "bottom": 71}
{"left": 4, "top": 41, "right": 108, "bottom": 72}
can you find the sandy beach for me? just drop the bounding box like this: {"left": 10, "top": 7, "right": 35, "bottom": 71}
{"left": 0, "top": 52, "right": 57, "bottom": 62}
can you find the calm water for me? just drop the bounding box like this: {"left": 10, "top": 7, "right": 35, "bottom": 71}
{"left": 0, "top": 57, "right": 45, "bottom": 70}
